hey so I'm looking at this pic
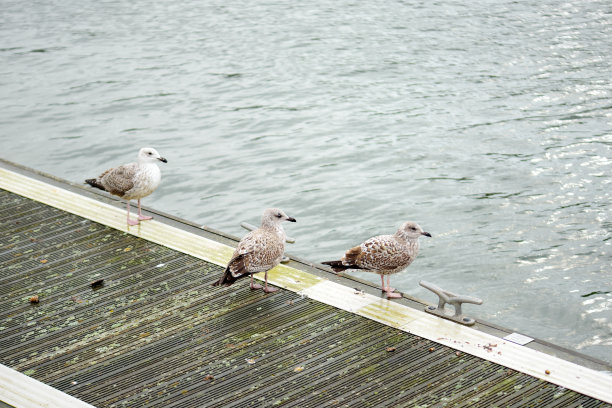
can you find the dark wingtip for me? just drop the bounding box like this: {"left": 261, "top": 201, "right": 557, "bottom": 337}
{"left": 85, "top": 178, "right": 106, "bottom": 191}
{"left": 212, "top": 276, "right": 233, "bottom": 287}
{"left": 321, "top": 260, "right": 348, "bottom": 273}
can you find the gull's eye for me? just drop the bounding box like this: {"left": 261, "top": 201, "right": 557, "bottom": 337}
{"left": 148, "top": 152, "right": 153, "bottom": 155}
{"left": 410, "top": 227, "right": 417, "bottom": 231}
{"left": 276, "top": 213, "right": 282, "bottom": 218}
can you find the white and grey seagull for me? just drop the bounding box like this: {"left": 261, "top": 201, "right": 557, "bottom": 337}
{"left": 213, "top": 208, "right": 296, "bottom": 293}
{"left": 85, "top": 147, "right": 167, "bottom": 226}
{"left": 322, "top": 221, "right": 431, "bottom": 299}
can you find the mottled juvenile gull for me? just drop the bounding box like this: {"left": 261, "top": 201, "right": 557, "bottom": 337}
{"left": 213, "top": 208, "right": 296, "bottom": 293}
{"left": 85, "top": 147, "right": 168, "bottom": 226}
{"left": 322, "top": 221, "right": 431, "bottom": 299}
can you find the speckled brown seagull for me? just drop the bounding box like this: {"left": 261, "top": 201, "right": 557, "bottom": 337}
{"left": 322, "top": 221, "right": 431, "bottom": 299}
{"left": 85, "top": 147, "right": 167, "bottom": 226}
{"left": 213, "top": 208, "right": 296, "bottom": 293}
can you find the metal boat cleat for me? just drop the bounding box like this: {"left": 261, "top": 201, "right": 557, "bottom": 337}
{"left": 240, "top": 222, "right": 294, "bottom": 263}
{"left": 419, "top": 280, "right": 483, "bottom": 326}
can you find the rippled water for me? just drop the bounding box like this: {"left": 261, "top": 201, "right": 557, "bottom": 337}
{"left": 1, "top": 0, "right": 610, "bottom": 362}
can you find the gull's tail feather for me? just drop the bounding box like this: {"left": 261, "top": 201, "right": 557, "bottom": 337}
{"left": 321, "top": 260, "right": 347, "bottom": 272}
{"left": 322, "top": 246, "right": 364, "bottom": 273}
{"left": 321, "top": 260, "right": 363, "bottom": 273}
{"left": 213, "top": 253, "right": 250, "bottom": 287}
{"left": 212, "top": 266, "right": 239, "bottom": 287}
{"left": 85, "top": 178, "right": 106, "bottom": 191}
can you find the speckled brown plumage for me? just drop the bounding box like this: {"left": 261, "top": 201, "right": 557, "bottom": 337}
{"left": 95, "top": 164, "right": 138, "bottom": 199}
{"left": 323, "top": 221, "right": 431, "bottom": 299}
{"left": 85, "top": 147, "right": 167, "bottom": 225}
{"left": 213, "top": 208, "right": 296, "bottom": 293}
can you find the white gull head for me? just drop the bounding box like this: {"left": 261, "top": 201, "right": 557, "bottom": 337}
{"left": 261, "top": 208, "right": 296, "bottom": 229}
{"left": 396, "top": 221, "right": 432, "bottom": 241}
{"left": 138, "top": 147, "right": 168, "bottom": 165}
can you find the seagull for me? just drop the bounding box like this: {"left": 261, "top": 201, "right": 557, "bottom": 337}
{"left": 322, "top": 221, "right": 431, "bottom": 299}
{"left": 85, "top": 147, "right": 167, "bottom": 226}
{"left": 213, "top": 208, "right": 296, "bottom": 293}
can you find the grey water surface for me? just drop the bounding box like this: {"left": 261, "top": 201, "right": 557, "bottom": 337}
{"left": 1, "top": 0, "right": 610, "bottom": 362}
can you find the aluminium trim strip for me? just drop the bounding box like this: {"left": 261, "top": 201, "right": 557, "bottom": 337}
{"left": 0, "top": 364, "right": 95, "bottom": 408}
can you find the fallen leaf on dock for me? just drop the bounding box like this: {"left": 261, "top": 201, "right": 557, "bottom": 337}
{"left": 246, "top": 358, "right": 256, "bottom": 364}
{"left": 483, "top": 343, "right": 497, "bottom": 352}
{"left": 204, "top": 374, "right": 215, "bottom": 381}
{"left": 385, "top": 347, "right": 396, "bottom": 352}
{"left": 29, "top": 295, "right": 39, "bottom": 303}
{"left": 293, "top": 366, "right": 304, "bottom": 372}
{"left": 91, "top": 279, "right": 105, "bottom": 289}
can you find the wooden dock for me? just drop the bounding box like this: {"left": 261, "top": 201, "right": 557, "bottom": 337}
{"left": 1, "top": 159, "right": 611, "bottom": 407}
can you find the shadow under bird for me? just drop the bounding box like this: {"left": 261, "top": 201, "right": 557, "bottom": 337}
{"left": 213, "top": 208, "right": 296, "bottom": 293}
{"left": 85, "top": 147, "right": 167, "bottom": 226}
{"left": 322, "top": 221, "right": 431, "bottom": 299}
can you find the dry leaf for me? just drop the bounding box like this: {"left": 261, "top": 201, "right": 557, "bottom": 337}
{"left": 29, "top": 295, "right": 39, "bottom": 303}
{"left": 91, "top": 279, "right": 104, "bottom": 289}
{"left": 428, "top": 347, "right": 435, "bottom": 352}
{"left": 293, "top": 366, "right": 304, "bottom": 372}
{"left": 385, "top": 347, "right": 396, "bottom": 352}
{"left": 204, "top": 374, "right": 215, "bottom": 381}
{"left": 40, "top": 259, "right": 48, "bottom": 264}
{"left": 246, "top": 358, "right": 256, "bottom": 364}
{"left": 123, "top": 247, "right": 132, "bottom": 252}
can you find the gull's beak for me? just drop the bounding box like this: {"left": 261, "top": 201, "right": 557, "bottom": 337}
{"left": 158, "top": 157, "right": 168, "bottom": 163}
{"left": 287, "top": 217, "right": 296, "bottom": 222}
{"left": 422, "top": 231, "right": 432, "bottom": 237}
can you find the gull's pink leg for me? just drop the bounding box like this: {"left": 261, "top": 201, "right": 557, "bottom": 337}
{"left": 385, "top": 276, "right": 396, "bottom": 293}
{"left": 126, "top": 201, "right": 138, "bottom": 226}
{"left": 263, "top": 271, "right": 278, "bottom": 293}
{"left": 137, "top": 199, "right": 153, "bottom": 221}
{"left": 380, "top": 275, "right": 396, "bottom": 293}
{"left": 386, "top": 276, "right": 401, "bottom": 299}
{"left": 250, "top": 274, "right": 262, "bottom": 290}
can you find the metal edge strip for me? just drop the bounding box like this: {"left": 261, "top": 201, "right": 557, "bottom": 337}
{"left": 0, "top": 364, "right": 95, "bottom": 408}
